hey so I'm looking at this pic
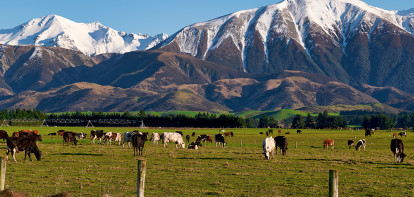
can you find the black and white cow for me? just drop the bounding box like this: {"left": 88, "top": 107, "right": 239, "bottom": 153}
{"left": 274, "top": 136, "right": 288, "bottom": 155}
{"left": 391, "top": 139, "right": 406, "bottom": 163}
{"left": 398, "top": 131, "right": 407, "bottom": 138}
{"left": 6, "top": 137, "right": 42, "bottom": 162}
{"left": 365, "top": 129, "right": 374, "bottom": 137}
{"left": 355, "top": 139, "right": 366, "bottom": 151}
{"left": 123, "top": 132, "right": 136, "bottom": 148}
{"left": 214, "top": 134, "right": 226, "bottom": 148}
{"left": 188, "top": 141, "right": 202, "bottom": 149}
{"left": 90, "top": 130, "right": 104, "bottom": 144}
{"left": 75, "top": 132, "right": 87, "bottom": 140}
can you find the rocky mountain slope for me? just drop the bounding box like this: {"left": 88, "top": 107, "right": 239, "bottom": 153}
{"left": 156, "top": 0, "right": 414, "bottom": 93}
{"left": 0, "top": 15, "right": 168, "bottom": 56}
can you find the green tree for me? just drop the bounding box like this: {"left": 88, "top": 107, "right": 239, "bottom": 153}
{"left": 269, "top": 117, "right": 278, "bottom": 128}
{"left": 258, "top": 114, "right": 270, "bottom": 128}
{"left": 291, "top": 114, "right": 304, "bottom": 129}
{"left": 305, "top": 113, "right": 315, "bottom": 129}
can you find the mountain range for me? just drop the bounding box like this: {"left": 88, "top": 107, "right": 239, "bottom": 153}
{"left": 0, "top": 0, "right": 414, "bottom": 113}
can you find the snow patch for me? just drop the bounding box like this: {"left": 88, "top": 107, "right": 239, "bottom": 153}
{"left": 29, "top": 47, "right": 42, "bottom": 60}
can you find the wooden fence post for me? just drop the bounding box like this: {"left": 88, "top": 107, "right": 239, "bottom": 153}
{"left": 137, "top": 159, "right": 147, "bottom": 197}
{"left": 329, "top": 170, "right": 338, "bottom": 197}
{"left": 295, "top": 141, "right": 298, "bottom": 148}
{"left": 0, "top": 156, "right": 6, "bottom": 190}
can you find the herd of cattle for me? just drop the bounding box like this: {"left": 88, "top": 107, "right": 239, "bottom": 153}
{"left": 0, "top": 128, "right": 409, "bottom": 164}
{"left": 262, "top": 129, "right": 408, "bottom": 164}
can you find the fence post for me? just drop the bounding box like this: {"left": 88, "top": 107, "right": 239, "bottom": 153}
{"left": 241, "top": 139, "right": 243, "bottom": 147}
{"left": 0, "top": 156, "right": 6, "bottom": 190}
{"left": 295, "top": 141, "right": 298, "bottom": 148}
{"left": 137, "top": 159, "right": 147, "bottom": 197}
{"left": 329, "top": 170, "right": 338, "bottom": 197}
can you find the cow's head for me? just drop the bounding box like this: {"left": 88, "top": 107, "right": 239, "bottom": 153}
{"left": 35, "top": 151, "right": 42, "bottom": 161}
{"left": 180, "top": 142, "right": 186, "bottom": 149}
{"left": 264, "top": 152, "right": 269, "bottom": 160}
{"left": 400, "top": 153, "right": 407, "bottom": 163}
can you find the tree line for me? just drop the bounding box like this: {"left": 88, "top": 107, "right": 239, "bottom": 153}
{"left": 1, "top": 108, "right": 413, "bottom": 129}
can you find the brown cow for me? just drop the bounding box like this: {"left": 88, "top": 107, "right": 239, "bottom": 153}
{"left": 0, "top": 130, "right": 9, "bottom": 141}
{"left": 58, "top": 130, "right": 65, "bottom": 136}
{"left": 224, "top": 132, "right": 231, "bottom": 137}
{"left": 323, "top": 139, "right": 334, "bottom": 149}
{"left": 63, "top": 132, "right": 77, "bottom": 146}
{"left": 6, "top": 137, "right": 41, "bottom": 162}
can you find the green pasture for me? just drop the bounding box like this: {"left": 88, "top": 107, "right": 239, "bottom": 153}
{"left": 0, "top": 127, "right": 412, "bottom": 196}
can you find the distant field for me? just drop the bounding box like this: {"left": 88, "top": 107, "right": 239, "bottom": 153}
{"left": 0, "top": 127, "right": 412, "bottom": 196}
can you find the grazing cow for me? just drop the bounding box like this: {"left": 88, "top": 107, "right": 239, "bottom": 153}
{"left": 0, "top": 130, "right": 9, "bottom": 141}
{"left": 123, "top": 132, "right": 136, "bottom": 148}
{"left": 175, "top": 131, "right": 183, "bottom": 136}
{"left": 75, "top": 133, "right": 87, "bottom": 140}
{"left": 57, "top": 130, "right": 65, "bottom": 136}
{"left": 133, "top": 132, "right": 148, "bottom": 156}
{"left": 391, "top": 139, "right": 406, "bottom": 163}
{"left": 6, "top": 137, "right": 42, "bottom": 162}
{"left": 191, "top": 132, "right": 196, "bottom": 137}
{"left": 355, "top": 139, "right": 366, "bottom": 151}
{"left": 162, "top": 132, "right": 185, "bottom": 148}
{"left": 188, "top": 141, "right": 202, "bottom": 149}
{"left": 224, "top": 132, "right": 231, "bottom": 137}
{"left": 63, "top": 132, "right": 78, "bottom": 146}
{"left": 48, "top": 133, "right": 57, "bottom": 136}
{"left": 323, "top": 139, "right": 334, "bottom": 149}
{"left": 259, "top": 132, "right": 264, "bottom": 134}
{"left": 90, "top": 130, "right": 104, "bottom": 144}
{"left": 150, "top": 133, "right": 161, "bottom": 145}
{"left": 297, "top": 130, "right": 302, "bottom": 134}
{"left": 214, "top": 134, "right": 226, "bottom": 148}
{"left": 398, "top": 131, "right": 407, "bottom": 138}
{"left": 103, "top": 132, "right": 122, "bottom": 145}
{"left": 285, "top": 132, "right": 290, "bottom": 134}
{"left": 348, "top": 140, "right": 355, "bottom": 149}
{"left": 268, "top": 129, "right": 273, "bottom": 134}
{"left": 262, "top": 137, "right": 276, "bottom": 160}
{"left": 19, "top": 130, "right": 39, "bottom": 135}
{"left": 274, "top": 136, "right": 288, "bottom": 155}
{"left": 196, "top": 134, "right": 209, "bottom": 143}
{"left": 365, "top": 129, "right": 374, "bottom": 137}
{"left": 185, "top": 135, "right": 190, "bottom": 142}
{"left": 230, "top": 132, "right": 234, "bottom": 137}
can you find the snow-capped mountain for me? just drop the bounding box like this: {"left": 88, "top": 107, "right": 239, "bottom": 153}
{"left": 156, "top": 0, "right": 414, "bottom": 93}
{"left": 0, "top": 15, "right": 168, "bottom": 56}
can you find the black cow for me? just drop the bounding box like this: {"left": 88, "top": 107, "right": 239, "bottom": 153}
{"left": 188, "top": 141, "right": 202, "bottom": 149}
{"left": 90, "top": 130, "right": 104, "bottom": 144}
{"left": 230, "top": 132, "right": 234, "bottom": 137}
{"left": 391, "top": 139, "right": 406, "bottom": 163}
{"left": 214, "top": 134, "right": 226, "bottom": 148}
{"left": 6, "top": 137, "right": 42, "bottom": 162}
{"left": 133, "top": 132, "right": 148, "bottom": 156}
{"left": 0, "top": 130, "right": 9, "bottom": 141}
{"left": 365, "top": 129, "right": 374, "bottom": 137}
{"left": 191, "top": 132, "right": 196, "bottom": 137}
{"left": 297, "top": 130, "right": 302, "bottom": 134}
{"left": 274, "top": 136, "right": 288, "bottom": 155}
{"left": 175, "top": 131, "right": 183, "bottom": 136}
{"left": 48, "top": 133, "right": 57, "bottom": 136}
{"left": 348, "top": 140, "right": 355, "bottom": 149}
{"left": 185, "top": 135, "right": 190, "bottom": 142}
{"left": 63, "top": 132, "right": 78, "bottom": 146}
{"left": 268, "top": 129, "right": 273, "bottom": 134}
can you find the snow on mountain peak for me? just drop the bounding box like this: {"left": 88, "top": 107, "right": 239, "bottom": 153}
{"left": 0, "top": 15, "right": 168, "bottom": 56}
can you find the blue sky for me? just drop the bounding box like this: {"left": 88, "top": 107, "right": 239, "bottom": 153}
{"left": 1, "top": 0, "right": 413, "bottom": 36}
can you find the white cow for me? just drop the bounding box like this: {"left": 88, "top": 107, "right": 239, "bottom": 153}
{"left": 162, "top": 132, "right": 185, "bottom": 148}
{"left": 123, "top": 132, "right": 135, "bottom": 148}
{"left": 150, "top": 133, "right": 161, "bottom": 145}
{"left": 262, "top": 137, "right": 276, "bottom": 160}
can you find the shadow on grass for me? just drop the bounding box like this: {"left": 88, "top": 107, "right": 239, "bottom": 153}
{"left": 177, "top": 157, "right": 233, "bottom": 160}
{"left": 54, "top": 153, "right": 103, "bottom": 156}
{"left": 204, "top": 192, "right": 220, "bottom": 195}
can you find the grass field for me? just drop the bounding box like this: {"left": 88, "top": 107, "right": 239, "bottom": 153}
{"left": 0, "top": 127, "right": 412, "bottom": 196}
